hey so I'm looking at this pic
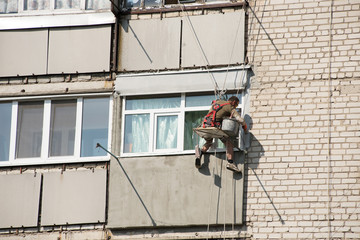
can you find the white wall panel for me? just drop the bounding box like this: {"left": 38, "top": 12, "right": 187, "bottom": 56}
{"left": 41, "top": 169, "right": 107, "bottom": 226}
{"left": 119, "top": 18, "right": 181, "bottom": 71}
{"left": 182, "top": 11, "right": 245, "bottom": 67}
{"left": 48, "top": 25, "right": 111, "bottom": 74}
{"left": 0, "top": 29, "right": 48, "bottom": 77}
{"left": 0, "top": 173, "right": 41, "bottom": 228}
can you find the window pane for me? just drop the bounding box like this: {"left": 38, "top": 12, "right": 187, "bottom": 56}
{"left": 156, "top": 115, "right": 178, "bottom": 150}
{"left": 24, "top": 0, "right": 50, "bottom": 10}
{"left": 125, "top": 0, "right": 140, "bottom": 8}
{"left": 49, "top": 100, "right": 76, "bottom": 157}
{"left": 185, "top": 95, "right": 216, "bottom": 107}
{"left": 124, "top": 114, "right": 149, "bottom": 153}
{"left": 184, "top": 111, "right": 207, "bottom": 150}
{"left": 55, "top": 0, "right": 80, "bottom": 9}
{"left": 0, "top": 103, "right": 12, "bottom": 161}
{"left": 16, "top": 102, "right": 44, "bottom": 158}
{"left": 86, "top": 0, "right": 110, "bottom": 9}
{"left": 126, "top": 96, "right": 180, "bottom": 110}
{"left": 0, "top": 0, "right": 18, "bottom": 13}
{"left": 81, "top": 98, "right": 109, "bottom": 157}
{"left": 144, "top": 0, "right": 161, "bottom": 7}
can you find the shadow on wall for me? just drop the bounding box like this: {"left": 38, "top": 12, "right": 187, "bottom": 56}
{"left": 243, "top": 133, "right": 286, "bottom": 225}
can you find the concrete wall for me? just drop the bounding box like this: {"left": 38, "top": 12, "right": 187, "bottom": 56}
{"left": 108, "top": 153, "right": 245, "bottom": 228}
{"left": 245, "top": 0, "right": 360, "bottom": 239}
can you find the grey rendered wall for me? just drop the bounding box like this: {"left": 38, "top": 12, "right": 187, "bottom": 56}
{"left": 108, "top": 153, "right": 244, "bottom": 228}
{"left": 0, "top": 173, "right": 41, "bottom": 228}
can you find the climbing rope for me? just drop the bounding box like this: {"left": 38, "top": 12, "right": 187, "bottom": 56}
{"left": 221, "top": 8, "right": 245, "bottom": 96}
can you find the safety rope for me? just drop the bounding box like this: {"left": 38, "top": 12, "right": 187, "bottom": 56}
{"left": 221, "top": 8, "right": 245, "bottom": 97}
{"left": 223, "top": 152, "right": 228, "bottom": 240}
{"left": 178, "top": 2, "right": 221, "bottom": 99}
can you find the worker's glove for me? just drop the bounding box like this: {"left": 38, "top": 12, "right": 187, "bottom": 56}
{"left": 242, "top": 123, "right": 249, "bottom": 134}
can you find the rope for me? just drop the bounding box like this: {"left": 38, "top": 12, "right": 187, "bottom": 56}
{"left": 221, "top": 9, "right": 245, "bottom": 95}
{"left": 206, "top": 147, "right": 218, "bottom": 240}
{"left": 178, "top": 2, "right": 221, "bottom": 99}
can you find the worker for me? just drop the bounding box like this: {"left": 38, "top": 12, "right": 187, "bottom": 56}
{"left": 196, "top": 96, "right": 248, "bottom": 172}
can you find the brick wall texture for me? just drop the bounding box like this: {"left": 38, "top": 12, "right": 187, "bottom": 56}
{"left": 246, "top": 0, "right": 360, "bottom": 239}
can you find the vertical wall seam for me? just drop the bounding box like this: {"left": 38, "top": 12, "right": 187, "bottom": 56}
{"left": 327, "top": 0, "right": 334, "bottom": 239}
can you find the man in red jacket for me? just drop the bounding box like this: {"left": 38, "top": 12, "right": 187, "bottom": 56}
{"left": 196, "top": 96, "right": 247, "bottom": 172}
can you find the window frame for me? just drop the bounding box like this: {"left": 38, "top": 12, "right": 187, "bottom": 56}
{"left": 121, "top": 92, "right": 243, "bottom": 157}
{"left": 1, "top": 0, "right": 110, "bottom": 15}
{"left": 0, "top": 93, "right": 113, "bottom": 167}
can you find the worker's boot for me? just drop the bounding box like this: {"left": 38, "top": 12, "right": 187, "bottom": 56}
{"left": 195, "top": 145, "right": 202, "bottom": 169}
{"left": 226, "top": 162, "right": 241, "bottom": 173}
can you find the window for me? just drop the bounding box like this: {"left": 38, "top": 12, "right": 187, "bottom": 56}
{"left": 0, "top": 95, "right": 112, "bottom": 166}
{"left": 49, "top": 100, "right": 76, "bottom": 157}
{"left": 81, "top": 97, "right": 110, "bottom": 157}
{"left": 0, "top": 102, "right": 12, "bottom": 161}
{"left": 0, "top": 0, "right": 110, "bottom": 13}
{"left": 124, "top": 0, "right": 227, "bottom": 9}
{"left": 122, "top": 93, "right": 242, "bottom": 156}
{"left": 16, "top": 101, "right": 44, "bottom": 158}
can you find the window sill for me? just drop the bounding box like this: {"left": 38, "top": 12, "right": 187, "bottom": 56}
{"left": 119, "top": 148, "right": 242, "bottom": 158}
{"left": 0, "top": 156, "right": 110, "bottom": 168}
{"left": 121, "top": 1, "right": 245, "bottom": 15}
{"left": 0, "top": 11, "right": 115, "bottom": 30}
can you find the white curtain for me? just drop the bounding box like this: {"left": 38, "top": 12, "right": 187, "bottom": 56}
{"left": 126, "top": 96, "right": 180, "bottom": 110}
{"left": 86, "top": 0, "right": 110, "bottom": 10}
{"left": 124, "top": 114, "right": 149, "bottom": 153}
{"left": 0, "top": 0, "right": 18, "bottom": 13}
{"left": 55, "top": 0, "right": 80, "bottom": 9}
{"left": 24, "top": 0, "right": 49, "bottom": 10}
{"left": 156, "top": 115, "right": 178, "bottom": 150}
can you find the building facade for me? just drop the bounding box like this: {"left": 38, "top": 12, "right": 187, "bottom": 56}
{"left": 0, "top": 0, "right": 359, "bottom": 239}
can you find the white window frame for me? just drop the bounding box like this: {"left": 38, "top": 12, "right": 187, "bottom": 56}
{"left": 153, "top": 112, "right": 181, "bottom": 153}
{"left": 121, "top": 92, "right": 243, "bottom": 157}
{"left": 0, "top": 93, "right": 113, "bottom": 167}
{"left": 5, "top": 0, "right": 109, "bottom": 15}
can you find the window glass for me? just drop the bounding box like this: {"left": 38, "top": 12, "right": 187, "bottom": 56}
{"left": 144, "top": 0, "right": 161, "bottom": 7}
{"left": 55, "top": 0, "right": 80, "bottom": 9}
{"left": 16, "top": 102, "right": 44, "bottom": 158}
{"left": 184, "top": 111, "right": 207, "bottom": 150}
{"left": 81, "top": 98, "right": 109, "bottom": 157}
{"left": 0, "top": 103, "right": 12, "bottom": 161}
{"left": 49, "top": 100, "right": 76, "bottom": 157}
{"left": 0, "top": 0, "right": 18, "bottom": 13}
{"left": 126, "top": 96, "right": 180, "bottom": 110}
{"left": 24, "top": 0, "right": 50, "bottom": 10}
{"left": 185, "top": 95, "right": 216, "bottom": 108}
{"left": 125, "top": 0, "right": 141, "bottom": 8}
{"left": 156, "top": 115, "right": 178, "bottom": 150}
{"left": 124, "top": 114, "right": 149, "bottom": 153}
{"left": 85, "top": 0, "right": 110, "bottom": 9}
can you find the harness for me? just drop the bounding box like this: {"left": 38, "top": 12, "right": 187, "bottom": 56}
{"left": 202, "top": 101, "right": 230, "bottom": 128}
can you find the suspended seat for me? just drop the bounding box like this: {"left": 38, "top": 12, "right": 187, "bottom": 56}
{"left": 193, "top": 127, "right": 232, "bottom": 140}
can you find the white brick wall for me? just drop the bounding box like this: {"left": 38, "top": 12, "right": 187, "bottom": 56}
{"left": 247, "top": 0, "right": 360, "bottom": 238}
